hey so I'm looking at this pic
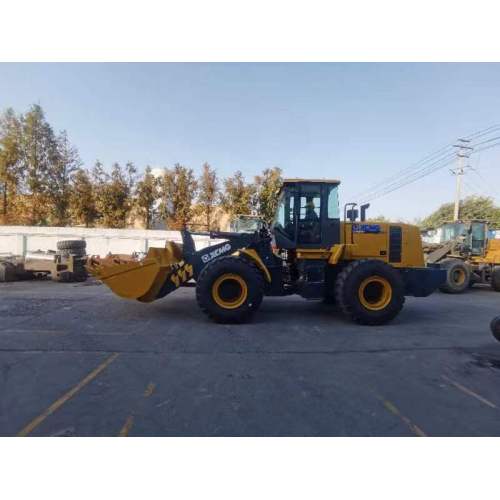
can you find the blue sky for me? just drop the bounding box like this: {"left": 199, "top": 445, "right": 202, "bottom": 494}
{"left": 1, "top": 62, "right": 499, "bottom": 221}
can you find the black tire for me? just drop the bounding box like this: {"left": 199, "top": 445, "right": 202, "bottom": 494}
{"left": 57, "top": 249, "right": 86, "bottom": 257}
{"left": 491, "top": 266, "right": 500, "bottom": 292}
{"left": 196, "top": 256, "right": 264, "bottom": 324}
{"left": 439, "top": 258, "right": 471, "bottom": 294}
{"left": 334, "top": 259, "right": 405, "bottom": 326}
{"left": 0, "top": 261, "right": 17, "bottom": 282}
{"left": 74, "top": 271, "right": 88, "bottom": 282}
{"left": 54, "top": 270, "right": 72, "bottom": 282}
{"left": 490, "top": 316, "right": 500, "bottom": 342}
{"left": 323, "top": 266, "right": 339, "bottom": 305}
{"left": 57, "top": 240, "right": 86, "bottom": 252}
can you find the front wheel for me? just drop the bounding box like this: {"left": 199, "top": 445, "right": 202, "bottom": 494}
{"left": 439, "top": 258, "right": 470, "bottom": 294}
{"left": 196, "top": 256, "right": 264, "bottom": 324}
{"left": 334, "top": 260, "right": 405, "bottom": 325}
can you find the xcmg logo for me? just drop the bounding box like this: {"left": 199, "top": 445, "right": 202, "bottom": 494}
{"left": 201, "top": 243, "right": 232, "bottom": 263}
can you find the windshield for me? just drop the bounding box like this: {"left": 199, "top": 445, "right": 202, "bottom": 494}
{"left": 441, "top": 223, "right": 466, "bottom": 243}
{"left": 230, "top": 217, "right": 262, "bottom": 233}
{"left": 273, "top": 186, "right": 296, "bottom": 241}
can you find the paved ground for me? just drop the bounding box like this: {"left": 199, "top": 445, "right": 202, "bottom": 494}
{"left": 1, "top": 279, "right": 499, "bottom": 436}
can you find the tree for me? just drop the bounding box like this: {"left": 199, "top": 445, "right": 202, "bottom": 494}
{"left": 93, "top": 161, "right": 136, "bottom": 228}
{"left": 0, "top": 108, "right": 22, "bottom": 224}
{"left": 159, "top": 164, "right": 198, "bottom": 229}
{"left": 47, "top": 130, "right": 81, "bottom": 225}
{"left": 70, "top": 168, "right": 97, "bottom": 227}
{"left": 253, "top": 167, "right": 282, "bottom": 223}
{"left": 421, "top": 196, "right": 500, "bottom": 229}
{"left": 197, "top": 162, "right": 219, "bottom": 231}
{"left": 135, "top": 166, "right": 160, "bottom": 229}
{"left": 19, "top": 104, "right": 59, "bottom": 225}
{"left": 220, "top": 171, "right": 255, "bottom": 220}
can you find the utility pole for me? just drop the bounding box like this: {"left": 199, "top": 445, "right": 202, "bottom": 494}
{"left": 451, "top": 138, "right": 473, "bottom": 221}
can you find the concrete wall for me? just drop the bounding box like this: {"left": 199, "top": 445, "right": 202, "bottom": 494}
{"left": 0, "top": 226, "right": 218, "bottom": 257}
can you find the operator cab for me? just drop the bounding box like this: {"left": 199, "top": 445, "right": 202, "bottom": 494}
{"left": 271, "top": 179, "right": 341, "bottom": 249}
{"left": 439, "top": 220, "right": 488, "bottom": 256}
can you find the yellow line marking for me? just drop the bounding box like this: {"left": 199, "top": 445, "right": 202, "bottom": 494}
{"left": 118, "top": 415, "right": 134, "bottom": 437}
{"left": 442, "top": 375, "right": 497, "bottom": 409}
{"left": 143, "top": 382, "right": 156, "bottom": 397}
{"left": 117, "top": 382, "right": 155, "bottom": 436}
{"left": 382, "top": 399, "right": 427, "bottom": 437}
{"left": 17, "top": 353, "right": 119, "bottom": 437}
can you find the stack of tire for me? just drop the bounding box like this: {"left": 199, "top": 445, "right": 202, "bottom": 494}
{"left": 56, "top": 240, "right": 88, "bottom": 282}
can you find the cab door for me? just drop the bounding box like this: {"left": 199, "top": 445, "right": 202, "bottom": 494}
{"left": 297, "top": 183, "right": 340, "bottom": 249}
{"left": 297, "top": 183, "right": 322, "bottom": 246}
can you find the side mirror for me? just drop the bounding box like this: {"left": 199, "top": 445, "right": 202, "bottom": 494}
{"left": 360, "top": 203, "right": 370, "bottom": 222}
{"left": 346, "top": 209, "right": 359, "bottom": 222}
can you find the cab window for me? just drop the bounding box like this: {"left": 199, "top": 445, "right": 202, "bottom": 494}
{"left": 327, "top": 185, "right": 340, "bottom": 219}
{"left": 298, "top": 184, "right": 321, "bottom": 244}
{"left": 274, "top": 187, "right": 296, "bottom": 240}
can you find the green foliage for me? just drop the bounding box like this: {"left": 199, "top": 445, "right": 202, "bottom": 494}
{"left": 135, "top": 166, "right": 160, "bottom": 229}
{"left": 47, "top": 131, "right": 82, "bottom": 225}
{"left": 1, "top": 105, "right": 294, "bottom": 231}
{"left": 0, "top": 104, "right": 81, "bottom": 226}
{"left": 197, "top": 162, "right": 219, "bottom": 231}
{"left": 93, "top": 161, "right": 137, "bottom": 228}
{"left": 253, "top": 167, "right": 282, "bottom": 224}
{"left": 70, "top": 168, "right": 97, "bottom": 227}
{"left": 159, "top": 164, "right": 198, "bottom": 229}
{"left": 19, "top": 104, "right": 60, "bottom": 224}
{"left": 420, "top": 196, "right": 500, "bottom": 229}
{"left": 220, "top": 171, "right": 255, "bottom": 220}
{"left": 0, "top": 108, "right": 22, "bottom": 223}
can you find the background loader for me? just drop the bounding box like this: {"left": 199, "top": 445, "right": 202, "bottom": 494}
{"left": 88, "top": 179, "right": 445, "bottom": 326}
{"left": 423, "top": 220, "right": 500, "bottom": 293}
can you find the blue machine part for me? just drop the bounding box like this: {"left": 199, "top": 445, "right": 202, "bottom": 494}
{"left": 352, "top": 224, "right": 381, "bottom": 234}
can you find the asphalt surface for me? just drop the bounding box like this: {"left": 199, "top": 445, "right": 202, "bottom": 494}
{"left": 1, "top": 279, "right": 500, "bottom": 436}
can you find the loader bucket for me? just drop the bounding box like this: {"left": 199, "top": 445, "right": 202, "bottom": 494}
{"left": 87, "top": 241, "right": 191, "bottom": 302}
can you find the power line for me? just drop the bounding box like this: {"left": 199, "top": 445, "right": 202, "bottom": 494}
{"left": 352, "top": 146, "right": 455, "bottom": 201}
{"left": 359, "top": 154, "right": 457, "bottom": 204}
{"left": 359, "top": 152, "right": 457, "bottom": 202}
{"left": 463, "top": 124, "right": 500, "bottom": 140}
{"left": 353, "top": 125, "right": 500, "bottom": 205}
{"left": 469, "top": 135, "right": 500, "bottom": 148}
{"left": 472, "top": 140, "right": 500, "bottom": 155}
{"left": 472, "top": 168, "right": 500, "bottom": 198}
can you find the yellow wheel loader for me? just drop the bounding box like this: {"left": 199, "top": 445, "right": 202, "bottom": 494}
{"left": 423, "top": 220, "right": 500, "bottom": 293}
{"left": 88, "top": 179, "right": 445, "bottom": 325}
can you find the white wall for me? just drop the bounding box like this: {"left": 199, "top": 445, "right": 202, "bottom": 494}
{"left": 0, "top": 226, "right": 217, "bottom": 257}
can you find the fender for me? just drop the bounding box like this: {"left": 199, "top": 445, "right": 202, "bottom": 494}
{"left": 234, "top": 248, "right": 272, "bottom": 283}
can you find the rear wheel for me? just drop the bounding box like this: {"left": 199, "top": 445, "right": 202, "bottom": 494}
{"left": 491, "top": 266, "right": 500, "bottom": 292}
{"left": 196, "top": 256, "right": 264, "bottom": 323}
{"left": 490, "top": 316, "right": 500, "bottom": 342}
{"left": 439, "top": 258, "right": 470, "bottom": 294}
{"left": 334, "top": 259, "right": 405, "bottom": 325}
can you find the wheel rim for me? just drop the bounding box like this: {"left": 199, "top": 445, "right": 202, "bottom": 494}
{"left": 451, "top": 268, "right": 466, "bottom": 286}
{"left": 212, "top": 273, "right": 248, "bottom": 309}
{"left": 358, "top": 276, "right": 392, "bottom": 311}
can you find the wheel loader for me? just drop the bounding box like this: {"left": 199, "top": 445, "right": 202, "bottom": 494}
{"left": 423, "top": 220, "right": 500, "bottom": 293}
{"left": 88, "top": 179, "right": 445, "bottom": 325}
